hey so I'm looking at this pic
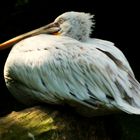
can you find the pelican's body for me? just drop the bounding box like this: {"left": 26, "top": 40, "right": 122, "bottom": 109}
{"left": 2, "top": 12, "right": 140, "bottom": 116}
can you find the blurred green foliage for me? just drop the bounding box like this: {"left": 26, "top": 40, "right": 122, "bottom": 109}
{"left": 15, "top": 0, "right": 29, "bottom": 6}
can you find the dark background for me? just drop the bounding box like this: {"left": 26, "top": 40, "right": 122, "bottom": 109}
{"left": 0, "top": 1, "right": 140, "bottom": 139}
{"left": 0, "top": 1, "right": 139, "bottom": 138}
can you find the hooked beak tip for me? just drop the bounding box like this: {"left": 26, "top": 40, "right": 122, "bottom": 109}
{"left": 0, "top": 38, "right": 20, "bottom": 50}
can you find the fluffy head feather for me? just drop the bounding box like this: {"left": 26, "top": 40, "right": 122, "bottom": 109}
{"left": 54, "top": 11, "right": 95, "bottom": 41}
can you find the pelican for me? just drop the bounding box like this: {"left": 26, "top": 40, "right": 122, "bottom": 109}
{"left": 1, "top": 11, "right": 140, "bottom": 116}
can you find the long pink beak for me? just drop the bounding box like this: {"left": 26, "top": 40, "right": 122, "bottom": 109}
{"left": 0, "top": 22, "right": 60, "bottom": 50}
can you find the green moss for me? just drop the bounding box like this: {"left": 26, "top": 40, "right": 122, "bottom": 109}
{"left": 0, "top": 106, "right": 111, "bottom": 140}
{"left": 1, "top": 106, "right": 140, "bottom": 140}
{"left": 0, "top": 107, "right": 59, "bottom": 140}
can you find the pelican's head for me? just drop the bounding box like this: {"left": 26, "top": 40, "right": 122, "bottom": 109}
{"left": 52, "top": 11, "right": 95, "bottom": 41}
{"left": 0, "top": 11, "right": 95, "bottom": 50}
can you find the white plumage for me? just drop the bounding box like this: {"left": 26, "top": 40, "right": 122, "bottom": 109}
{"left": 2, "top": 11, "right": 140, "bottom": 116}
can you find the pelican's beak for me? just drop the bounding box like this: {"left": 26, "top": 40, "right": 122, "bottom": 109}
{"left": 0, "top": 22, "right": 60, "bottom": 50}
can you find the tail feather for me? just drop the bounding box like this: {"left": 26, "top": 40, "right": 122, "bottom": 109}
{"left": 117, "top": 101, "right": 140, "bottom": 114}
{"left": 116, "top": 73, "right": 140, "bottom": 114}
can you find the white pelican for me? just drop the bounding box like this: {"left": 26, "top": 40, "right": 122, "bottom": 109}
{"left": 1, "top": 11, "right": 140, "bottom": 116}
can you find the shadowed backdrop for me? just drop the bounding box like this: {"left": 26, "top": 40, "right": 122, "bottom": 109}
{"left": 0, "top": 1, "right": 139, "bottom": 139}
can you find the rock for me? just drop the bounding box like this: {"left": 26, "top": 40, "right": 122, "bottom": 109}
{"left": 1, "top": 104, "right": 140, "bottom": 140}
{"left": 0, "top": 106, "right": 112, "bottom": 140}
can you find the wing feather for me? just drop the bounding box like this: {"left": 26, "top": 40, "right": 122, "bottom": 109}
{"left": 6, "top": 35, "right": 140, "bottom": 114}
{"left": 87, "top": 38, "right": 134, "bottom": 75}
{"left": 40, "top": 37, "right": 140, "bottom": 114}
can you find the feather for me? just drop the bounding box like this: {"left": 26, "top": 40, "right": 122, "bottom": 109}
{"left": 4, "top": 34, "right": 140, "bottom": 115}
{"left": 3, "top": 11, "right": 140, "bottom": 116}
